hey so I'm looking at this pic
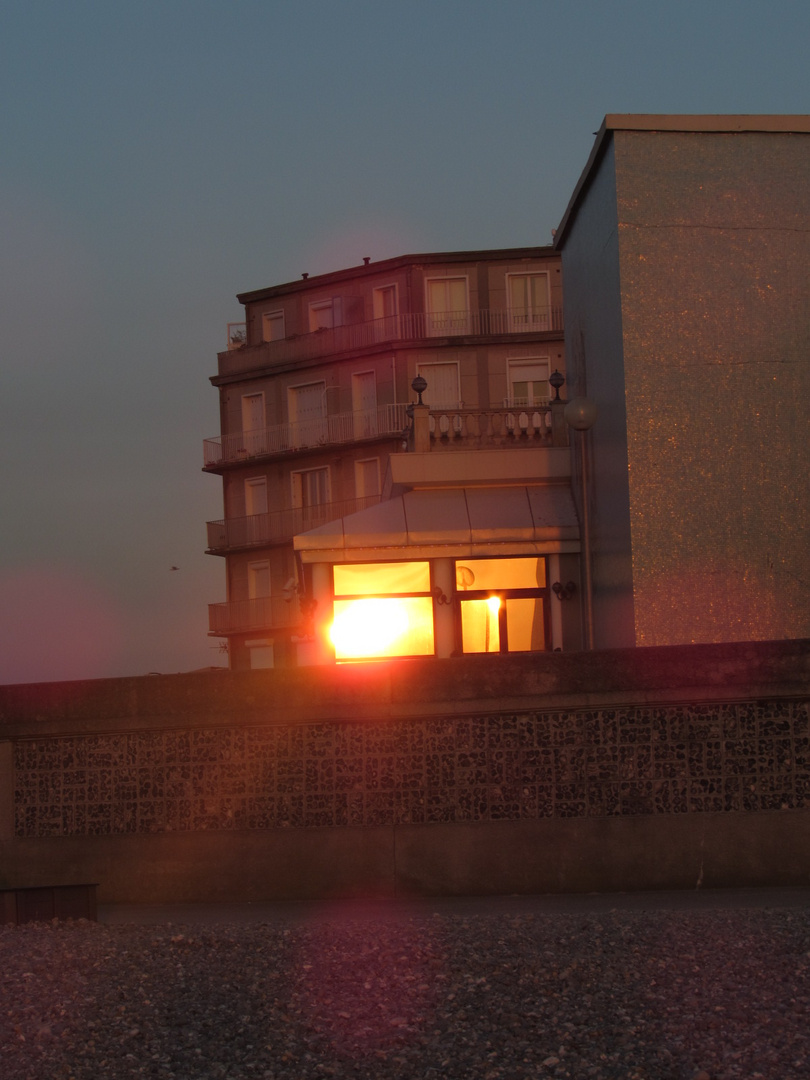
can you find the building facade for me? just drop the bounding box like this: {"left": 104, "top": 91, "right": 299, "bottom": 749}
{"left": 555, "top": 115, "right": 810, "bottom": 649}
{"left": 204, "top": 247, "right": 576, "bottom": 670}
{"left": 206, "top": 115, "right": 810, "bottom": 669}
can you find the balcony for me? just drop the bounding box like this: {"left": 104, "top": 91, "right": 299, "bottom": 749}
{"left": 206, "top": 494, "right": 383, "bottom": 553}
{"left": 208, "top": 595, "right": 301, "bottom": 636}
{"left": 204, "top": 402, "right": 409, "bottom": 469}
{"left": 425, "top": 404, "right": 560, "bottom": 449}
{"left": 217, "top": 307, "right": 564, "bottom": 378}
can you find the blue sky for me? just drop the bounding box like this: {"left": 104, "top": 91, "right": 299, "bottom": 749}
{"left": 1, "top": 0, "right": 808, "bottom": 682}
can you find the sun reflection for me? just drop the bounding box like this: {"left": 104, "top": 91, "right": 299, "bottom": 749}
{"left": 330, "top": 597, "right": 434, "bottom": 659}
{"left": 330, "top": 598, "right": 408, "bottom": 657}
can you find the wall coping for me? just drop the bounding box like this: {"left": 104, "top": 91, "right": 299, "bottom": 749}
{"left": 1, "top": 639, "right": 807, "bottom": 739}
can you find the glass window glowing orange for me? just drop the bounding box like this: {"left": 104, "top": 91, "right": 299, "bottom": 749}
{"left": 455, "top": 557, "right": 545, "bottom": 591}
{"left": 460, "top": 596, "right": 501, "bottom": 653}
{"left": 333, "top": 561, "right": 430, "bottom": 596}
{"left": 505, "top": 597, "right": 545, "bottom": 652}
{"left": 331, "top": 597, "right": 434, "bottom": 659}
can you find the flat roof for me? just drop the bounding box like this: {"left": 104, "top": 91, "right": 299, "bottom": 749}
{"left": 237, "top": 246, "right": 556, "bottom": 305}
{"left": 554, "top": 114, "right": 810, "bottom": 249}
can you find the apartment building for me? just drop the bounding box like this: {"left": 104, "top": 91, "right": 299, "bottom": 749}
{"left": 203, "top": 247, "right": 578, "bottom": 669}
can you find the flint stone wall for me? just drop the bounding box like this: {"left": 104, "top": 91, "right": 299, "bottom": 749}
{"left": 1, "top": 640, "right": 809, "bottom": 902}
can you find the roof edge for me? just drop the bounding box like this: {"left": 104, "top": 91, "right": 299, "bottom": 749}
{"left": 604, "top": 113, "right": 810, "bottom": 133}
{"left": 237, "top": 246, "right": 556, "bottom": 305}
{"left": 554, "top": 114, "right": 810, "bottom": 250}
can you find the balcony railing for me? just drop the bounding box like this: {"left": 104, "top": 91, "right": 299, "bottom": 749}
{"left": 217, "top": 307, "right": 564, "bottom": 377}
{"left": 227, "top": 323, "right": 247, "bottom": 349}
{"left": 208, "top": 595, "right": 301, "bottom": 636}
{"left": 426, "top": 405, "right": 558, "bottom": 447}
{"left": 206, "top": 494, "right": 383, "bottom": 552}
{"left": 204, "top": 402, "right": 409, "bottom": 468}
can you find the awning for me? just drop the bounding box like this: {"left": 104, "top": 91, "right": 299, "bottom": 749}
{"left": 294, "top": 485, "right": 580, "bottom": 563}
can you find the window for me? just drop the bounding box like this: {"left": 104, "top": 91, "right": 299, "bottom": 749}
{"left": 245, "top": 477, "right": 268, "bottom": 517}
{"left": 292, "top": 467, "right": 330, "bottom": 529}
{"left": 241, "top": 393, "right": 266, "bottom": 456}
{"left": 372, "top": 285, "right": 398, "bottom": 320}
{"left": 416, "top": 361, "right": 461, "bottom": 408}
{"left": 425, "top": 276, "right": 469, "bottom": 335}
{"left": 244, "top": 478, "right": 268, "bottom": 545}
{"left": 506, "top": 358, "right": 550, "bottom": 407}
{"left": 246, "top": 639, "right": 274, "bottom": 669}
{"left": 507, "top": 273, "right": 550, "bottom": 332}
{"left": 262, "top": 310, "right": 285, "bottom": 342}
{"left": 288, "top": 381, "right": 327, "bottom": 447}
{"left": 372, "top": 285, "right": 400, "bottom": 342}
{"left": 248, "top": 561, "right": 271, "bottom": 600}
{"left": 455, "top": 557, "right": 549, "bottom": 654}
{"left": 330, "top": 561, "right": 435, "bottom": 660}
{"left": 352, "top": 370, "right": 378, "bottom": 437}
{"left": 355, "top": 458, "right": 380, "bottom": 500}
{"left": 308, "top": 300, "right": 334, "bottom": 331}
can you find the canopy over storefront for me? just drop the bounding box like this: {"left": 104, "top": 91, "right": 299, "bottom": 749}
{"left": 294, "top": 484, "right": 580, "bottom": 564}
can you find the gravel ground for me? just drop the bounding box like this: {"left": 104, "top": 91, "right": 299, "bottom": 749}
{"left": 1, "top": 904, "right": 809, "bottom": 1080}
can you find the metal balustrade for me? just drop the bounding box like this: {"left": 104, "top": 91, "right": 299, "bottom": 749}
{"left": 204, "top": 402, "right": 409, "bottom": 468}
{"left": 206, "top": 494, "right": 383, "bottom": 552}
{"left": 217, "top": 307, "right": 564, "bottom": 377}
{"left": 208, "top": 594, "right": 301, "bottom": 635}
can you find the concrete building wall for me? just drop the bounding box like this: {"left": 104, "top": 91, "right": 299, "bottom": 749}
{"left": 614, "top": 128, "right": 810, "bottom": 646}
{"left": 557, "top": 139, "right": 636, "bottom": 647}
{"left": 2, "top": 641, "right": 808, "bottom": 903}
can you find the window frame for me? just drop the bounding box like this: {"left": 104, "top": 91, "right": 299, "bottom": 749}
{"left": 308, "top": 299, "right": 334, "bottom": 332}
{"left": 290, "top": 465, "right": 331, "bottom": 510}
{"left": 330, "top": 560, "right": 436, "bottom": 661}
{"left": 424, "top": 275, "right": 470, "bottom": 336}
{"left": 454, "top": 556, "right": 551, "bottom": 654}
{"left": 415, "top": 360, "right": 462, "bottom": 409}
{"left": 505, "top": 357, "right": 551, "bottom": 408}
{"left": 261, "top": 309, "right": 285, "bottom": 342}
{"left": 505, "top": 271, "right": 551, "bottom": 333}
{"left": 354, "top": 457, "right": 381, "bottom": 500}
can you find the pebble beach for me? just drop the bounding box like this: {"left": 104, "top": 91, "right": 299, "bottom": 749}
{"left": 2, "top": 900, "right": 809, "bottom": 1080}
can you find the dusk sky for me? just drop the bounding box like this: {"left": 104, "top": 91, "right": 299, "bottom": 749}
{"left": 1, "top": 1, "right": 808, "bottom": 684}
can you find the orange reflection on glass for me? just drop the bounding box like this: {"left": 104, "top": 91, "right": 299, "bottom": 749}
{"left": 330, "top": 597, "right": 434, "bottom": 659}
{"left": 505, "top": 597, "right": 545, "bottom": 651}
{"left": 333, "top": 561, "right": 430, "bottom": 596}
{"left": 455, "top": 557, "right": 545, "bottom": 591}
{"left": 460, "top": 596, "right": 501, "bottom": 653}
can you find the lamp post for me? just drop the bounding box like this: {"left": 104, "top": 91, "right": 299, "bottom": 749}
{"left": 564, "top": 397, "right": 598, "bottom": 650}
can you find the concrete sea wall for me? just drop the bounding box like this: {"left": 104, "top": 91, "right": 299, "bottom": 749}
{"left": 1, "top": 640, "right": 808, "bottom": 903}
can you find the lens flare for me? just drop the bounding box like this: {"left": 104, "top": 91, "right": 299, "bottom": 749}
{"left": 330, "top": 598, "right": 409, "bottom": 658}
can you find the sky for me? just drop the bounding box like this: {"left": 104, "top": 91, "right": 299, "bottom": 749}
{"left": 1, "top": 0, "right": 808, "bottom": 684}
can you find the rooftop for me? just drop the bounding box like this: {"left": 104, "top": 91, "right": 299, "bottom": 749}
{"left": 554, "top": 113, "right": 810, "bottom": 248}
{"left": 236, "top": 245, "right": 557, "bottom": 304}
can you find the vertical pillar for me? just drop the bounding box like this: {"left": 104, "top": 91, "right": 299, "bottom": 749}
{"left": 549, "top": 400, "right": 568, "bottom": 447}
{"left": 412, "top": 404, "right": 430, "bottom": 453}
{"left": 297, "top": 562, "right": 335, "bottom": 666}
{"left": 548, "top": 554, "right": 563, "bottom": 651}
{"left": 432, "top": 558, "right": 455, "bottom": 658}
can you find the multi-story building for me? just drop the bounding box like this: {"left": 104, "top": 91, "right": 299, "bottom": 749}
{"left": 204, "top": 247, "right": 581, "bottom": 669}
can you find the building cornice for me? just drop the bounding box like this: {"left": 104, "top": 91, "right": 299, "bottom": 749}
{"left": 236, "top": 246, "right": 557, "bottom": 305}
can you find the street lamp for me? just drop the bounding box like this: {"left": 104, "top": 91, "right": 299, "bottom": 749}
{"left": 564, "top": 397, "right": 598, "bottom": 649}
